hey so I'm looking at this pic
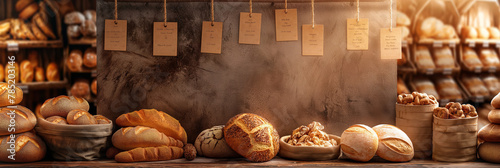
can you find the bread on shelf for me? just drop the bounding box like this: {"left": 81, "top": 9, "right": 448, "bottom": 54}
{"left": 46, "top": 62, "right": 59, "bottom": 81}
{"left": 415, "top": 46, "right": 435, "bottom": 69}
{"left": 434, "top": 76, "right": 462, "bottom": 100}
{"left": 461, "top": 26, "right": 478, "bottom": 39}
{"left": 413, "top": 77, "right": 440, "bottom": 99}
{"left": 432, "top": 47, "right": 455, "bottom": 69}
{"left": 482, "top": 75, "right": 500, "bottom": 95}
{"left": 67, "top": 49, "right": 83, "bottom": 72}
{"left": 397, "top": 77, "right": 410, "bottom": 95}
{"left": 462, "top": 47, "right": 482, "bottom": 68}
{"left": 461, "top": 75, "right": 490, "bottom": 97}
{"left": 479, "top": 48, "right": 500, "bottom": 67}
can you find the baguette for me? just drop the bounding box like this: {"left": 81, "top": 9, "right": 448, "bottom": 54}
{"left": 0, "top": 106, "right": 36, "bottom": 136}
{"left": 0, "top": 83, "right": 23, "bottom": 106}
{"left": 40, "top": 95, "right": 89, "bottom": 118}
{"left": 112, "top": 126, "right": 183, "bottom": 151}
{"left": 115, "top": 146, "right": 183, "bottom": 163}
{"left": 116, "top": 109, "right": 188, "bottom": 144}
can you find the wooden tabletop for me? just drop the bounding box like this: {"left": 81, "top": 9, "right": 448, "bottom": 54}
{"left": 1, "top": 157, "right": 499, "bottom": 168}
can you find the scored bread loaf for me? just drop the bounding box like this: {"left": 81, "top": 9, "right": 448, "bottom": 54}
{"left": 28, "top": 50, "right": 38, "bottom": 68}
{"left": 432, "top": 47, "right": 455, "bottom": 68}
{"left": 112, "top": 126, "right": 183, "bottom": 151}
{"left": 0, "top": 83, "right": 23, "bottom": 106}
{"left": 40, "top": 95, "right": 89, "bottom": 118}
{"left": 0, "top": 106, "right": 36, "bottom": 136}
{"left": 116, "top": 109, "right": 188, "bottom": 144}
{"left": 340, "top": 124, "right": 378, "bottom": 162}
{"left": 45, "top": 116, "right": 68, "bottom": 125}
{"left": 223, "top": 113, "right": 279, "bottom": 162}
{"left": 0, "top": 132, "right": 46, "bottom": 163}
{"left": 115, "top": 146, "right": 184, "bottom": 163}
{"left": 66, "top": 109, "right": 97, "bottom": 125}
{"left": 46, "top": 62, "right": 59, "bottom": 81}
{"left": 415, "top": 46, "right": 435, "bottom": 69}
{"left": 21, "top": 22, "right": 36, "bottom": 40}
{"left": 478, "top": 123, "right": 500, "bottom": 142}
{"left": 20, "top": 60, "right": 34, "bottom": 83}
{"left": 372, "top": 124, "right": 414, "bottom": 162}
{"left": 83, "top": 48, "right": 97, "bottom": 68}
{"left": 94, "top": 115, "right": 111, "bottom": 124}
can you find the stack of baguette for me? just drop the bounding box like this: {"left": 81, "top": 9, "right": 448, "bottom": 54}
{"left": 111, "top": 109, "right": 187, "bottom": 162}
{"left": 478, "top": 93, "right": 500, "bottom": 163}
{"left": 39, "top": 95, "right": 108, "bottom": 125}
{"left": 0, "top": 83, "right": 46, "bottom": 162}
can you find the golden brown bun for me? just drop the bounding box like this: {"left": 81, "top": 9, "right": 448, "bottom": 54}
{"left": 20, "top": 60, "right": 33, "bottom": 83}
{"left": 30, "top": 19, "right": 47, "bottom": 40}
{"left": 488, "top": 27, "right": 500, "bottom": 39}
{"left": 461, "top": 26, "right": 478, "bottom": 39}
{"left": 33, "top": 13, "right": 56, "bottom": 39}
{"left": 16, "top": 0, "right": 34, "bottom": 12}
{"left": 0, "top": 83, "right": 23, "bottom": 106}
{"left": 34, "top": 67, "right": 44, "bottom": 82}
{"left": 0, "top": 65, "right": 3, "bottom": 82}
{"left": 84, "top": 10, "right": 96, "bottom": 22}
{"left": 45, "top": 116, "right": 68, "bottom": 125}
{"left": 435, "top": 77, "right": 462, "bottom": 100}
{"left": 223, "top": 113, "right": 279, "bottom": 162}
{"left": 478, "top": 123, "right": 500, "bottom": 142}
{"left": 66, "top": 109, "right": 97, "bottom": 125}
{"left": 18, "top": 3, "right": 39, "bottom": 20}
{"left": 5, "top": 62, "right": 20, "bottom": 83}
{"left": 0, "top": 132, "right": 46, "bottom": 163}
{"left": 67, "top": 24, "right": 80, "bottom": 39}
{"left": 40, "top": 95, "right": 89, "bottom": 118}
{"left": 112, "top": 126, "right": 183, "bottom": 151}
{"left": 91, "top": 79, "right": 97, "bottom": 95}
{"left": 396, "top": 11, "right": 410, "bottom": 27}
{"left": 45, "top": 62, "right": 59, "bottom": 81}
{"left": 477, "top": 27, "right": 490, "bottom": 40}
{"left": 0, "top": 106, "right": 36, "bottom": 135}
{"left": 106, "top": 146, "right": 123, "bottom": 159}
{"left": 463, "top": 47, "right": 482, "bottom": 68}
{"left": 415, "top": 46, "right": 435, "bottom": 69}
{"left": 340, "top": 124, "right": 378, "bottom": 162}
{"left": 372, "top": 124, "right": 414, "bottom": 162}
{"left": 478, "top": 142, "right": 500, "bottom": 163}
{"left": 80, "top": 20, "right": 96, "bottom": 37}
{"left": 83, "top": 48, "right": 97, "bottom": 68}
{"left": 488, "top": 109, "right": 500, "bottom": 124}
{"left": 64, "top": 11, "right": 85, "bottom": 25}
{"left": 94, "top": 115, "right": 111, "bottom": 124}
{"left": 70, "top": 79, "right": 90, "bottom": 100}
{"left": 432, "top": 47, "right": 455, "bottom": 68}
{"left": 417, "top": 17, "right": 444, "bottom": 38}
{"left": 67, "top": 49, "right": 82, "bottom": 72}
{"left": 115, "top": 146, "right": 184, "bottom": 163}
{"left": 492, "top": 93, "right": 500, "bottom": 108}
{"left": 116, "top": 109, "right": 188, "bottom": 144}
{"left": 195, "top": 125, "right": 240, "bottom": 158}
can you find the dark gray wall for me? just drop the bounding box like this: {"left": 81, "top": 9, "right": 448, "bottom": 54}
{"left": 96, "top": 0, "right": 397, "bottom": 143}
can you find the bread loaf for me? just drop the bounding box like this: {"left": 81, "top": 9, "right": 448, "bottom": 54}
{"left": 83, "top": 48, "right": 97, "bottom": 68}
{"left": 46, "top": 62, "right": 59, "bottom": 81}
{"left": 0, "top": 83, "right": 23, "bottom": 107}
{"left": 417, "top": 17, "right": 444, "bottom": 38}
{"left": 489, "top": 27, "right": 500, "bottom": 39}
{"left": 45, "top": 116, "right": 67, "bottom": 125}
{"left": 478, "top": 27, "right": 490, "bottom": 39}
{"left": 34, "top": 67, "right": 44, "bottom": 82}
{"left": 18, "top": 3, "right": 39, "bottom": 20}
{"left": 33, "top": 13, "right": 56, "bottom": 39}
{"left": 462, "top": 76, "right": 489, "bottom": 97}
{"left": 415, "top": 46, "right": 435, "bottom": 69}
{"left": 479, "top": 48, "right": 500, "bottom": 67}
{"left": 40, "top": 95, "right": 89, "bottom": 118}
{"left": 30, "top": 21, "right": 47, "bottom": 41}
{"left": 478, "top": 142, "right": 500, "bottom": 163}
{"left": 461, "top": 26, "right": 477, "bottom": 39}
{"left": 67, "top": 24, "right": 80, "bottom": 39}
{"left": 462, "top": 47, "right": 482, "bottom": 68}
{"left": 435, "top": 25, "right": 456, "bottom": 39}
{"left": 0, "top": 106, "right": 36, "bottom": 136}
{"left": 0, "top": 132, "right": 46, "bottom": 163}
{"left": 0, "top": 64, "right": 3, "bottom": 82}
{"left": 195, "top": 125, "right": 240, "bottom": 158}
{"left": 67, "top": 49, "right": 83, "bottom": 72}
{"left": 66, "top": 109, "right": 97, "bottom": 125}
{"left": 106, "top": 146, "right": 123, "bottom": 159}
{"left": 21, "top": 22, "right": 36, "bottom": 40}
{"left": 116, "top": 109, "right": 188, "bottom": 144}
{"left": 80, "top": 20, "right": 96, "bottom": 37}
{"left": 396, "top": 11, "right": 410, "bottom": 27}
{"left": 372, "top": 124, "right": 413, "bottom": 162}
{"left": 482, "top": 75, "right": 500, "bottom": 95}
{"left": 4, "top": 62, "right": 19, "bottom": 83}
{"left": 28, "top": 50, "right": 38, "bottom": 68}
{"left": 115, "top": 146, "right": 184, "bottom": 163}
{"left": 84, "top": 10, "right": 96, "bottom": 22}
{"left": 223, "top": 113, "right": 279, "bottom": 162}
{"left": 94, "top": 115, "right": 111, "bottom": 124}
{"left": 16, "top": 0, "right": 34, "bottom": 12}
{"left": 10, "top": 19, "right": 24, "bottom": 40}
{"left": 414, "top": 78, "right": 440, "bottom": 99}
{"left": 488, "top": 109, "right": 500, "bottom": 124}
{"left": 91, "top": 79, "right": 97, "bottom": 95}
{"left": 20, "top": 60, "right": 33, "bottom": 83}
{"left": 492, "top": 92, "right": 500, "bottom": 108}
{"left": 64, "top": 11, "right": 85, "bottom": 25}
{"left": 478, "top": 123, "right": 500, "bottom": 142}
{"left": 340, "top": 124, "right": 378, "bottom": 162}
{"left": 112, "top": 126, "right": 183, "bottom": 151}
{"left": 432, "top": 47, "right": 455, "bottom": 68}
{"left": 435, "top": 77, "right": 462, "bottom": 100}
{"left": 70, "top": 79, "right": 90, "bottom": 99}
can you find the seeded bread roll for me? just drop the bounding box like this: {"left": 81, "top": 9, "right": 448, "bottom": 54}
{"left": 45, "top": 116, "right": 67, "bottom": 125}
{"left": 0, "top": 106, "right": 36, "bottom": 136}
{"left": 66, "top": 109, "right": 97, "bottom": 125}
{"left": 112, "top": 126, "right": 183, "bottom": 151}
{"left": 115, "top": 146, "right": 184, "bottom": 163}
{"left": 40, "top": 95, "right": 89, "bottom": 118}
{"left": 372, "top": 124, "right": 414, "bottom": 162}
{"left": 94, "top": 115, "right": 111, "bottom": 124}
{"left": 0, "top": 83, "right": 23, "bottom": 106}
{"left": 0, "top": 132, "right": 46, "bottom": 163}
{"left": 83, "top": 10, "right": 96, "bottom": 22}
{"left": 340, "top": 124, "right": 378, "bottom": 162}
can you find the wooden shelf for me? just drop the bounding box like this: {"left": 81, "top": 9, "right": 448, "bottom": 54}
{"left": 70, "top": 70, "right": 97, "bottom": 77}
{"left": 0, "top": 40, "right": 63, "bottom": 49}
{"left": 463, "top": 39, "right": 500, "bottom": 48}
{"left": 68, "top": 37, "right": 97, "bottom": 47}
{"left": 417, "top": 39, "right": 460, "bottom": 48}
{"left": 17, "top": 81, "right": 67, "bottom": 90}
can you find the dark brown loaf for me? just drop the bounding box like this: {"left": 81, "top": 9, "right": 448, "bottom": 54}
{"left": 66, "top": 109, "right": 97, "bottom": 125}
{"left": 91, "top": 79, "right": 97, "bottom": 95}
{"left": 0, "top": 132, "right": 46, "bottom": 163}
{"left": 478, "top": 142, "right": 500, "bottom": 163}
{"left": 112, "top": 126, "right": 183, "bottom": 151}
{"left": 0, "top": 106, "right": 36, "bottom": 136}
{"left": 40, "top": 95, "right": 89, "bottom": 118}
{"left": 0, "top": 83, "right": 23, "bottom": 106}
{"left": 18, "top": 3, "right": 39, "bottom": 20}
{"left": 94, "top": 115, "right": 111, "bottom": 124}
{"left": 70, "top": 79, "right": 90, "bottom": 99}
{"left": 478, "top": 123, "right": 500, "bottom": 142}
{"left": 67, "top": 49, "right": 83, "bottom": 72}
{"left": 30, "top": 20, "right": 47, "bottom": 40}
{"left": 223, "top": 113, "right": 279, "bottom": 162}
{"left": 115, "top": 146, "right": 184, "bottom": 163}
{"left": 83, "top": 48, "right": 97, "bottom": 68}
{"left": 33, "top": 13, "right": 56, "bottom": 39}
{"left": 45, "top": 116, "right": 67, "bottom": 125}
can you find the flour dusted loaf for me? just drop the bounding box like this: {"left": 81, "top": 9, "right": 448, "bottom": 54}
{"left": 223, "top": 113, "right": 279, "bottom": 162}
{"left": 195, "top": 125, "right": 240, "bottom": 158}
{"left": 114, "top": 146, "right": 184, "bottom": 163}
{"left": 0, "top": 132, "right": 46, "bottom": 163}
{"left": 340, "top": 124, "right": 378, "bottom": 162}
{"left": 40, "top": 95, "right": 89, "bottom": 118}
{"left": 112, "top": 126, "right": 183, "bottom": 151}
{"left": 0, "top": 106, "right": 36, "bottom": 135}
{"left": 116, "top": 109, "right": 188, "bottom": 144}
{"left": 372, "top": 124, "right": 414, "bottom": 162}
{"left": 0, "top": 83, "right": 23, "bottom": 106}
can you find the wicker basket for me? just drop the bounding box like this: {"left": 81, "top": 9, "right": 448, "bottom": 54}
{"left": 432, "top": 115, "right": 477, "bottom": 162}
{"left": 396, "top": 103, "right": 438, "bottom": 159}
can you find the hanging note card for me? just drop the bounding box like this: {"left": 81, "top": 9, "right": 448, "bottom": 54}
{"left": 346, "top": 18, "right": 369, "bottom": 50}
{"left": 201, "top": 21, "right": 223, "bottom": 54}
{"left": 380, "top": 28, "right": 401, "bottom": 59}
{"left": 275, "top": 9, "right": 298, "bottom": 41}
{"left": 153, "top": 22, "right": 178, "bottom": 56}
{"left": 302, "top": 24, "right": 324, "bottom": 56}
{"left": 239, "top": 12, "right": 262, "bottom": 44}
{"left": 104, "top": 20, "right": 127, "bottom": 51}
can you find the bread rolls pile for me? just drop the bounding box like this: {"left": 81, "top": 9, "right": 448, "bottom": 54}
{"left": 194, "top": 125, "right": 239, "bottom": 158}
{"left": 64, "top": 10, "right": 96, "bottom": 39}
{"left": 433, "top": 102, "right": 477, "bottom": 119}
{"left": 112, "top": 109, "right": 187, "bottom": 162}
{"left": 462, "top": 26, "right": 500, "bottom": 40}
{"left": 417, "top": 17, "right": 457, "bottom": 40}
{"left": 67, "top": 48, "right": 97, "bottom": 72}
{"left": 478, "top": 93, "right": 500, "bottom": 163}
{"left": 396, "top": 11, "right": 411, "bottom": 39}
{"left": 39, "top": 95, "right": 108, "bottom": 125}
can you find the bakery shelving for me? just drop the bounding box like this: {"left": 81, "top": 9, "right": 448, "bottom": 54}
{"left": 68, "top": 37, "right": 97, "bottom": 47}
{"left": 16, "top": 80, "right": 67, "bottom": 90}
{"left": 0, "top": 40, "right": 63, "bottom": 48}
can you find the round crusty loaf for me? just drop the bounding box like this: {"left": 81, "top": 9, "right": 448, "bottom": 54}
{"left": 195, "top": 125, "right": 240, "bottom": 158}
{"left": 223, "top": 113, "right": 279, "bottom": 162}
{"left": 112, "top": 126, "right": 183, "bottom": 151}
{"left": 66, "top": 109, "right": 97, "bottom": 125}
{"left": 478, "top": 123, "right": 500, "bottom": 142}
{"left": 94, "top": 115, "right": 111, "bottom": 124}
{"left": 45, "top": 62, "right": 59, "bottom": 81}
{"left": 461, "top": 26, "right": 478, "bottom": 39}
{"left": 64, "top": 11, "right": 85, "bottom": 25}
{"left": 0, "top": 132, "right": 46, "bottom": 163}
{"left": 70, "top": 79, "right": 90, "bottom": 100}
{"left": 492, "top": 93, "right": 500, "bottom": 109}
{"left": 0, "top": 106, "right": 36, "bottom": 136}
{"left": 340, "top": 124, "right": 379, "bottom": 162}
{"left": 83, "top": 48, "right": 97, "bottom": 68}
{"left": 45, "top": 116, "right": 67, "bottom": 125}
{"left": 489, "top": 109, "right": 500, "bottom": 124}
{"left": 0, "top": 83, "right": 23, "bottom": 106}
{"left": 478, "top": 142, "right": 500, "bottom": 163}
{"left": 417, "top": 17, "right": 444, "bottom": 38}
{"left": 67, "top": 49, "right": 83, "bottom": 72}
{"left": 40, "top": 95, "right": 89, "bottom": 118}
{"left": 372, "top": 124, "right": 414, "bottom": 162}
{"left": 91, "top": 79, "right": 97, "bottom": 95}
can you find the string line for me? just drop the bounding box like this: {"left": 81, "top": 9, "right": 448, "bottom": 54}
{"left": 114, "top": 0, "right": 117, "bottom": 24}
{"left": 211, "top": 0, "right": 214, "bottom": 25}
{"left": 312, "top": 0, "right": 315, "bottom": 28}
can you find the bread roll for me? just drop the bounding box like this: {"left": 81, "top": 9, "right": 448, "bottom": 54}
{"left": 492, "top": 92, "right": 500, "bottom": 108}
{"left": 18, "top": 3, "right": 39, "bottom": 20}
{"left": 488, "top": 109, "right": 500, "bottom": 124}
{"left": 91, "top": 79, "right": 97, "bottom": 95}
{"left": 372, "top": 124, "right": 413, "bottom": 162}
{"left": 0, "top": 132, "right": 46, "bottom": 163}
{"left": 34, "top": 67, "right": 44, "bottom": 82}
{"left": 94, "top": 115, "right": 111, "bottom": 124}
{"left": 20, "top": 60, "right": 33, "bottom": 83}
{"left": 396, "top": 11, "right": 410, "bottom": 27}
{"left": 478, "top": 27, "right": 490, "bottom": 40}
{"left": 45, "top": 116, "right": 68, "bottom": 125}
{"left": 414, "top": 78, "right": 440, "bottom": 99}
{"left": 83, "top": 48, "right": 97, "bottom": 68}
{"left": 67, "top": 49, "right": 82, "bottom": 72}
{"left": 195, "top": 125, "right": 240, "bottom": 158}
{"left": 432, "top": 47, "right": 455, "bottom": 68}
{"left": 488, "top": 27, "right": 500, "bottom": 39}
{"left": 66, "top": 109, "right": 97, "bottom": 125}
{"left": 462, "top": 47, "right": 482, "bottom": 68}
{"left": 5, "top": 62, "right": 20, "bottom": 83}
{"left": 112, "top": 126, "right": 183, "bottom": 151}
{"left": 30, "top": 21, "right": 47, "bottom": 41}
{"left": 397, "top": 77, "right": 409, "bottom": 95}
{"left": 80, "top": 20, "right": 96, "bottom": 37}
{"left": 482, "top": 75, "right": 500, "bottom": 95}
{"left": 478, "top": 142, "right": 500, "bottom": 163}
{"left": 84, "top": 10, "right": 96, "bottom": 22}
{"left": 0, "top": 64, "right": 3, "bottom": 82}
{"left": 0, "top": 106, "right": 36, "bottom": 136}
{"left": 340, "top": 124, "right": 378, "bottom": 162}
{"left": 0, "top": 83, "right": 23, "bottom": 106}
{"left": 114, "top": 146, "right": 184, "bottom": 163}
{"left": 40, "top": 95, "right": 89, "bottom": 118}
{"left": 462, "top": 76, "right": 489, "bottom": 97}
{"left": 435, "top": 25, "right": 456, "bottom": 39}
{"left": 15, "top": 0, "right": 34, "bottom": 12}
{"left": 478, "top": 123, "right": 500, "bottom": 142}
{"left": 64, "top": 11, "right": 85, "bottom": 25}
{"left": 224, "top": 113, "right": 279, "bottom": 162}
{"left": 435, "top": 77, "right": 462, "bottom": 100}
{"left": 46, "top": 62, "right": 59, "bottom": 81}
{"left": 479, "top": 48, "right": 500, "bottom": 67}
{"left": 67, "top": 25, "right": 80, "bottom": 39}
{"left": 415, "top": 46, "right": 435, "bottom": 69}
{"left": 70, "top": 79, "right": 90, "bottom": 99}
{"left": 33, "top": 13, "right": 56, "bottom": 39}
{"left": 417, "top": 17, "right": 444, "bottom": 38}
{"left": 461, "top": 26, "right": 478, "bottom": 39}
{"left": 116, "top": 109, "right": 188, "bottom": 144}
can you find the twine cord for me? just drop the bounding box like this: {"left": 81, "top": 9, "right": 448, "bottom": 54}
{"left": 249, "top": 0, "right": 252, "bottom": 18}
{"left": 390, "top": 0, "right": 393, "bottom": 32}
{"left": 285, "top": 0, "right": 288, "bottom": 14}
{"left": 164, "top": 0, "right": 167, "bottom": 27}
{"left": 312, "top": 0, "right": 315, "bottom": 28}
{"left": 356, "top": 0, "right": 359, "bottom": 23}
{"left": 114, "top": 0, "right": 117, "bottom": 24}
{"left": 211, "top": 0, "right": 214, "bottom": 26}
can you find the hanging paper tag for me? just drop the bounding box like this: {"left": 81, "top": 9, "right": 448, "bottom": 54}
{"left": 302, "top": 24, "right": 324, "bottom": 56}
{"left": 347, "top": 18, "right": 369, "bottom": 50}
{"left": 380, "top": 28, "right": 401, "bottom": 59}
{"left": 153, "top": 22, "right": 178, "bottom": 56}
{"left": 201, "top": 21, "right": 223, "bottom": 54}
{"left": 239, "top": 12, "right": 262, "bottom": 44}
{"left": 104, "top": 20, "right": 127, "bottom": 51}
{"left": 275, "top": 9, "right": 298, "bottom": 42}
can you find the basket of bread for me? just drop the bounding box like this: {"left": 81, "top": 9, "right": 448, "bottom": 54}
{"left": 34, "top": 95, "right": 112, "bottom": 161}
